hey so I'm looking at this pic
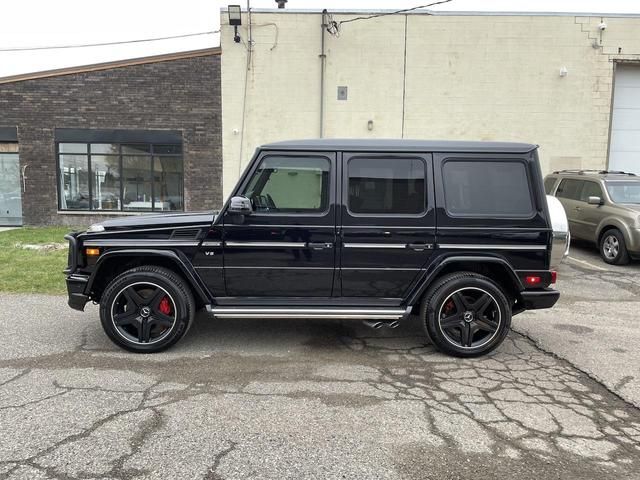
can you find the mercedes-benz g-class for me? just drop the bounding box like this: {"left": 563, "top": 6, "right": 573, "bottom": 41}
{"left": 65, "top": 139, "right": 569, "bottom": 357}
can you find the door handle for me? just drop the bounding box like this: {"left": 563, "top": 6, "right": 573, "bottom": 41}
{"left": 307, "top": 242, "right": 333, "bottom": 250}
{"left": 407, "top": 242, "right": 434, "bottom": 251}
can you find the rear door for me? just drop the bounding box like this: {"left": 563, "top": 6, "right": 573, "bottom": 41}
{"left": 339, "top": 152, "right": 435, "bottom": 299}
{"left": 556, "top": 179, "right": 586, "bottom": 239}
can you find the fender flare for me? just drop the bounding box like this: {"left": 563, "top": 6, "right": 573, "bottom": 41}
{"left": 86, "top": 249, "right": 213, "bottom": 305}
{"left": 405, "top": 255, "right": 524, "bottom": 306}
{"left": 596, "top": 218, "right": 635, "bottom": 249}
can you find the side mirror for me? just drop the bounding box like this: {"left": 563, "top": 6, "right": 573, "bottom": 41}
{"left": 227, "top": 195, "right": 253, "bottom": 215}
{"left": 587, "top": 196, "right": 603, "bottom": 205}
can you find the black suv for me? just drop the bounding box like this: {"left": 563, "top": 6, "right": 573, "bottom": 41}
{"left": 65, "top": 139, "right": 568, "bottom": 357}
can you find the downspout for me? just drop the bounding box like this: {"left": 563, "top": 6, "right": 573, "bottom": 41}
{"left": 319, "top": 9, "right": 327, "bottom": 138}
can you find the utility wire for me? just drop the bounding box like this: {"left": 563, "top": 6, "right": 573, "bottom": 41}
{"left": 337, "top": 0, "right": 453, "bottom": 25}
{"left": 0, "top": 30, "right": 220, "bottom": 52}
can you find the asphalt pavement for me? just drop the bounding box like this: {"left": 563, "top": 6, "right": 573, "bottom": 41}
{"left": 1, "top": 261, "right": 639, "bottom": 480}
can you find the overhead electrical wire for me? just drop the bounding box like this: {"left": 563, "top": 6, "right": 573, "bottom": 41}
{"left": 326, "top": 0, "right": 453, "bottom": 35}
{"left": 0, "top": 30, "right": 220, "bottom": 52}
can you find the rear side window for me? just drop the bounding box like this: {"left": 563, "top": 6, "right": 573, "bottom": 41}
{"left": 556, "top": 179, "right": 584, "bottom": 201}
{"left": 348, "top": 157, "right": 426, "bottom": 215}
{"left": 544, "top": 177, "right": 557, "bottom": 194}
{"left": 442, "top": 160, "right": 534, "bottom": 217}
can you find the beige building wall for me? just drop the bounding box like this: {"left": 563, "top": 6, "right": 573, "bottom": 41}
{"left": 221, "top": 10, "right": 640, "bottom": 200}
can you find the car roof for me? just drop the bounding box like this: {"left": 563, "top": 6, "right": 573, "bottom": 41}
{"left": 261, "top": 138, "right": 538, "bottom": 154}
{"left": 548, "top": 170, "right": 639, "bottom": 181}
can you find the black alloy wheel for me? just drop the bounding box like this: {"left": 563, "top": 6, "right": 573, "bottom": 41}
{"left": 437, "top": 287, "right": 501, "bottom": 349}
{"left": 99, "top": 266, "right": 195, "bottom": 353}
{"left": 111, "top": 282, "right": 177, "bottom": 345}
{"left": 421, "top": 272, "right": 511, "bottom": 357}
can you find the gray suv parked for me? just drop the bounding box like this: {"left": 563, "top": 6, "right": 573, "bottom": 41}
{"left": 545, "top": 170, "right": 640, "bottom": 264}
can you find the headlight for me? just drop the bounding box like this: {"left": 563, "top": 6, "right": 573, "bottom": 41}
{"left": 87, "top": 223, "right": 105, "bottom": 233}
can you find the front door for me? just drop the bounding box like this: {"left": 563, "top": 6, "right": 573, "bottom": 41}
{"left": 0, "top": 145, "right": 22, "bottom": 226}
{"left": 223, "top": 151, "right": 337, "bottom": 297}
{"left": 339, "top": 152, "right": 435, "bottom": 299}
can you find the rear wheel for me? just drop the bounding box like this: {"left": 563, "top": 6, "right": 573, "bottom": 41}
{"left": 600, "top": 229, "right": 630, "bottom": 265}
{"left": 99, "top": 266, "right": 195, "bottom": 353}
{"left": 421, "top": 272, "right": 511, "bottom": 357}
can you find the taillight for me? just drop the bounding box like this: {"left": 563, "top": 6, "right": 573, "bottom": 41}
{"left": 550, "top": 270, "right": 557, "bottom": 284}
{"left": 525, "top": 275, "right": 542, "bottom": 286}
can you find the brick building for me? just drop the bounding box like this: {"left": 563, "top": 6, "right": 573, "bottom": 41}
{"left": 0, "top": 47, "right": 221, "bottom": 226}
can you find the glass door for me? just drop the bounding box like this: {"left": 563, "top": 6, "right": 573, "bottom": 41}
{"left": 0, "top": 143, "right": 22, "bottom": 226}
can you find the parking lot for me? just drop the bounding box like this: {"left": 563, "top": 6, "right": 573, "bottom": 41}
{"left": 1, "top": 244, "right": 639, "bottom": 479}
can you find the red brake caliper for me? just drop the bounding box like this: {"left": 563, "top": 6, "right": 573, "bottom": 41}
{"left": 158, "top": 296, "right": 172, "bottom": 315}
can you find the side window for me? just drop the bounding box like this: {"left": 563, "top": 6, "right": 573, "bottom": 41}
{"left": 242, "top": 155, "right": 330, "bottom": 214}
{"left": 556, "top": 179, "right": 584, "bottom": 201}
{"left": 544, "top": 177, "right": 557, "bottom": 194}
{"left": 347, "top": 157, "right": 426, "bottom": 215}
{"left": 442, "top": 160, "right": 534, "bottom": 217}
{"left": 580, "top": 181, "right": 603, "bottom": 202}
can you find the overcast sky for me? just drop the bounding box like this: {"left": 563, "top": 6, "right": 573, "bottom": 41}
{"left": 1, "top": 0, "right": 639, "bottom": 78}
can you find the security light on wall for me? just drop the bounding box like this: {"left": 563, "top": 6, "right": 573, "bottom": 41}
{"left": 228, "top": 5, "right": 242, "bottom": 43}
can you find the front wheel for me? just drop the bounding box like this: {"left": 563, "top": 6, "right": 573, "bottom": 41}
{"left": 99, "top": 266, "right": 195, "bottom": 353}
{"left": 600, "top": 229, "right": 630, "bottom": 265}
{"left": 421, "top": 272, "right": 511, "bottom": 357}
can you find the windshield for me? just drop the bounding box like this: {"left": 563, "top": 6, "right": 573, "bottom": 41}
{"left": 606, "top": 181, "right": 640, "bottom": 204}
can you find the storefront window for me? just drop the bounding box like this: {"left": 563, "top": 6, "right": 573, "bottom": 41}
{"left": 57, "top": 142, "right": 183, "bottom": 212}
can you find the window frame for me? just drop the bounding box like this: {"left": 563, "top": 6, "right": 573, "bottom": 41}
{"left": 237, "top": 153, "right": 334, "bottom": 218}
{"left": 345, "top": 155, "right": 428, "bottom": 218}
{"left": 441, "top": 157, "right": 536, "bottom": 219}
{"left": 56, "top": 141, "right": 184, "bottom": 213}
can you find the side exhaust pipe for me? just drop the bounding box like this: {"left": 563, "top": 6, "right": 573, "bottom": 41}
{"left": 363, "top": 320, "right": 400, "bottom": 330}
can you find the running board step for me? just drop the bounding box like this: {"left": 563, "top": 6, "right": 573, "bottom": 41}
{"left": 207, "top": 306, "right": 411, "bottom": 320}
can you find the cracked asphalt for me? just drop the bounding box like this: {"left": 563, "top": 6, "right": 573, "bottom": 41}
{"left": 1, "top": 248, "right": 640, "bottom": 479}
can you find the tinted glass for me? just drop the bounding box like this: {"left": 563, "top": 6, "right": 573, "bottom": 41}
{"left": 153, "top": 156, "right": 183, "bottom": 211}
{"left": 544, "top": 177, "right": 557, "bottom": 194}
{"left": 122, "top": 156, "right": 152, "bottom": 211}
{"left": 91, "top": 155, "right": 120, "bottom": 210}
{"left": 90, "top": 144, "right": 119, "bottom": 154}
{"left": 243, "top": 156, "right": 330, "bottom": 213}
{"left": 153, "top": 144, "right": 182, "bottom": 155}
{"left": 59, "top": 154, "right": 89, "bottom": 210}
{"left": 580, "top": 181, "right": 603, "bottom": 202}
{"left": 606, "top": 181, "right": 640, "bottom": 204}
{"left": 556, "top": 179, "right": 583, "bottom": 201}
{"left": 122, "top": 144, "right": 151, "bottom": 155}
{"left": 57, "top": 140, "right": 184, "bottom": 212}
{"left": 442, "top": 160, "right": 533, "bottom": 216}
{"left": 59, "top": 143, "right": 88, "bottom": 154}
{"left": 348, "top": 158, "right": 425, "bottom": 215}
